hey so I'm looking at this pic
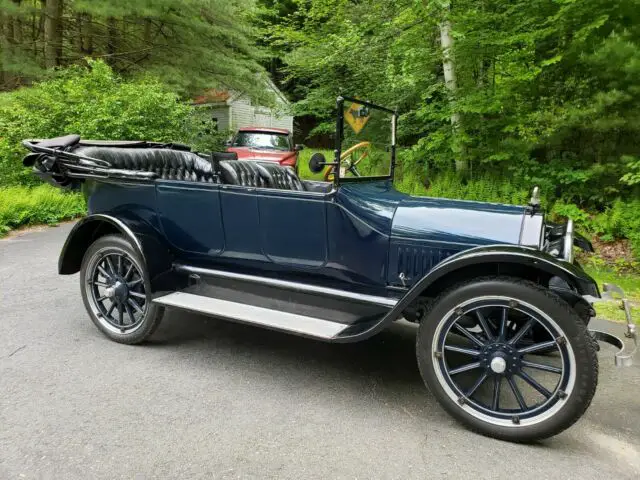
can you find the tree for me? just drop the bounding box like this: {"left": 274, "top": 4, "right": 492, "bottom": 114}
{"left": 0, "top": 0, "right": 267, "bottom": 97}
{"left": 44, "top": 0, "right": 63, "bottom": 68}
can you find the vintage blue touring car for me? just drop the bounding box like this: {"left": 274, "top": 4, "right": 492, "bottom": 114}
{"left": 23, "top": 97, "right": 636, "bottom": 442}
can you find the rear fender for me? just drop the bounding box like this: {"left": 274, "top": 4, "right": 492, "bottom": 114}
{"left": 335, "top": 245, "right": 600, "bottom": 343}
{"left": 59, "top": 214, "right": 174, "bottom": 292}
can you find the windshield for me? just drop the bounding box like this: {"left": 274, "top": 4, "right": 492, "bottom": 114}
{"left": 337, "top": 98, "right": 396, "bottom": 181}
{"left": 232, "top": 132, "right": 291, "bottom": 151}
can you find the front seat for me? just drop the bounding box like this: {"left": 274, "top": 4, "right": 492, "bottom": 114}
{"left": 218, "top": 160, "right": 269, "bottom": 187}
{"left": 257, "top": 163, "right": 306, "bottom": 191}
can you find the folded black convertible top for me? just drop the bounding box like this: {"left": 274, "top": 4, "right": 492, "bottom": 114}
{"left": 26, "top": 135, "right": 191, "bottom": 151}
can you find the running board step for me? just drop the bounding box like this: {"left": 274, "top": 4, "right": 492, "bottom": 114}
{"left": 153, "top": 292, "right": 349, "bottom": 340}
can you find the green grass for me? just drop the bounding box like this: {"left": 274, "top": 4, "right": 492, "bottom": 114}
{"left": 298, "top": 148, "right": 334, "bottom": 181}
{"left": 0, "top": 184, "right": 86, "bottom": 236}
{"left": 584, "top": 266, "right": 640, "bottom": 324}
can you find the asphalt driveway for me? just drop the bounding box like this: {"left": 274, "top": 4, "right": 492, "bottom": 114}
{"left": 1, "top": 223, "right": 639, "bottom": 479}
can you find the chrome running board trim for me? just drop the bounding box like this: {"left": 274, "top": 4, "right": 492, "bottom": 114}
{"left": 173, "top": 264, "right": 398, "bottom": 308}
{"left": 153, "top": 292, "right": 348, "bottom": 339}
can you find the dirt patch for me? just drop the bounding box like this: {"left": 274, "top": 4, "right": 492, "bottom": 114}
{"left": 593, "top": 238, "right": 636, "bottom": 264}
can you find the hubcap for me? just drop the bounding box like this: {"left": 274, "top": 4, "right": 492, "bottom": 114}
{"left": 85, "top": 250, "right": 148, "bottom": 334}
{"left": 490, "top": 356, "right": 507, "bottom": 374}
{"left": 431, "top": 296, "right": 575, "bottom": 427}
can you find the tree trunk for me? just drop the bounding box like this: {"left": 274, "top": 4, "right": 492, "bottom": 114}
{"left": 44, "top": 0, "right": 63, "bottom": 68}
{"left": 12, "top": 1, "right": 22, "bottom": 45}
{"left": 439, "top": 13, "right": 467, "bottom": 172}
{"left": 74, "top": 13, "right": 82, "bottom": 54}
{"left": 81, "top": 14, "right": 93, "bottom": 55}
{"left": 107, "top": 17, "right": 118, "bottom": 56}
{"left": 143, "top": 18, "right": 152, "bottom": 45}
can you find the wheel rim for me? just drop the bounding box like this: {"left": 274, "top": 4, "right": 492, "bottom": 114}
{"left": 431, "top": 296, "right": 576, "bottom": 427}
{"left": 85, "top": 248, "right": 148, "bottom": 334}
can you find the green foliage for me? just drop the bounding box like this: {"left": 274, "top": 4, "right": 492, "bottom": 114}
{"left": 1, "top": 0, "right": 266, "bottom": 97}
{"left": 394, "top": 166, "right": 531, "bottom": 205}
{"left": 0, "top": 60, "right": 200, "bottom": 185}
{"left": 0, "top": 185, "right": 85, "bottom": 235}
{"left": 262, "top": 0, "right": 640, "bottom": 203}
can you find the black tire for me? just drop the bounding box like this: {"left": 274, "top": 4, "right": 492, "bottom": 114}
{"left": 416, "top": 276, "right": 598, "bottom": 442}
{"left": 80, "top": 234, "right": 164, "bottom": 344}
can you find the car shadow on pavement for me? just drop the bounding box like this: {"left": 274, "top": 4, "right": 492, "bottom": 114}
{"left": 138, "top": 310, "right": 640, "bottom": 456}
{"left": 147, "top": 310, "right": 433, "bottom": 404}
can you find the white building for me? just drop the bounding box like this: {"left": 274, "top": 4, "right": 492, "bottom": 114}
{"left": 193, "top": 79, "right": 294, "bottom": 133}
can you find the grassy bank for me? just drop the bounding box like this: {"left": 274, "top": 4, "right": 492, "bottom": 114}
{"left": 0, "top": 185, "right": 85, "bottom": 236}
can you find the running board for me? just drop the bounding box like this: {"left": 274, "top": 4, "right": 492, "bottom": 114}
{"left": 173, "top": 263, "right": 398, "bottom": 308}
{"left": 153, "top": 292, "right": 349, "bottom": 340}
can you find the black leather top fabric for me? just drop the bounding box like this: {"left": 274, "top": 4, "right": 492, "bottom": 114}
{"left": 37, "top": 134, "right": 81, "bottom": 149}
{"left": 74, "top": 146, "right": 217, "bottom": 183}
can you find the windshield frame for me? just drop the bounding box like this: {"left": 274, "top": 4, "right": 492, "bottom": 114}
{"left": 334, "top": 96, "right": 398, "bottom": 185}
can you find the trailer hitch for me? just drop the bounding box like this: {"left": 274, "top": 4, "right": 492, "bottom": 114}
{"left": 589, "top": 283, "right": 637, "bottom": 367}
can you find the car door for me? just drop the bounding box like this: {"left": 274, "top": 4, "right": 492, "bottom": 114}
{"left": 218, "top": 184, "right": 265, "bottom": 262}
{"left": 156, "top": 180, "right": 225, "bottom": 256}
{"left": 257, "top": 188, "right": 329, "bottom": 267}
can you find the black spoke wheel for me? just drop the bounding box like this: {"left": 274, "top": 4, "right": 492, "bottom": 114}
{"left": 87, "top": 251, "right": 147, "bottom": 333}
{"left": 80, "top": 235, "right": 164, "bottom": 344}
{"left": 417, "top": 277, "right": 598, "bottom": 442}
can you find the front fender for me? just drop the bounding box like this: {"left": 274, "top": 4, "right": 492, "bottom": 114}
{"left": 59, "top": 214, "right": 174, "bottom": 291}
{"left": 335, "top": 245, "right": 600, "bottom": 343}
{"left": 405, "top": 245, "right": 600, "bottom": 299}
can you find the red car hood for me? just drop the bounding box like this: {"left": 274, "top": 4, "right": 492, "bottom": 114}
{"left": 227, "top": 147, "right": 296, "bottom": 163}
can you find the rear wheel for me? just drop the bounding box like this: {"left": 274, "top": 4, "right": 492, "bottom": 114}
{"left": 80, "top": 235, "right": 164, "bottom": 344}
{"left": 416, "top": 277, "right": 598, "bottom": 442}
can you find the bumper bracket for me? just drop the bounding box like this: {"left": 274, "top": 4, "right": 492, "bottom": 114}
{"left": 589, "top": 283, "right": 637, "bottom": 367}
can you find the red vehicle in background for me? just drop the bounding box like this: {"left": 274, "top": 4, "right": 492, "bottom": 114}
{"left": 226, "top": 127, "right": 303, "bottom": 172}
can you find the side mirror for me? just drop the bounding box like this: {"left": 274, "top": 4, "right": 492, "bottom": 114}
{"left": 309, "top": 152, "right": 327, "bottom": 173}
{"left": 294, "top": 144, "right": 304, "bottom": 152}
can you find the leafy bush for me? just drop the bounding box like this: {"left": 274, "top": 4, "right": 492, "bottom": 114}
{"left": 0, "top": 185, "right": 85, "bottom": 235}
{"left": 0, "top": 60, "right": 201, "bottom": 186}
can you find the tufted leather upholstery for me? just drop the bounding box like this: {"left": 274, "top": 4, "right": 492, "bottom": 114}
{"left": 74, "top": 146, "right": 218, "bottom": 183}
{"left": 218, "top": 161, "right": 306, "bottom": 191}
{"left": 258, "top": 163, "right": 306, "bottom": 191}
{"left": 71, "top": 145, "right": 306, "bottom": 190}
{"left": 218, "top": 160, "right": 269, "bottom": 187}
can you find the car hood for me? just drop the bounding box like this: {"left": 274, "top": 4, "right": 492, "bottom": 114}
{"left": 337, "top": 181, "right": 526, "bottom": 247}
{"left": 227, "top": 147, "right": 295, "bottom": 163}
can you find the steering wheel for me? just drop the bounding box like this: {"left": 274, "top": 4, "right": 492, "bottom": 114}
{"left": 324, "top": 141, "right": 371, "bottom": 181}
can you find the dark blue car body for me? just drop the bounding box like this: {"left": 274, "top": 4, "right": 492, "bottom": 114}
{"left": 84, "top": 177, "right": 530, "bottom": 293}
{"left": 22, "top": 98, "right": 637, "bottom": 443}
{"left": 52, "top": 166, "right": 597, "bottom": 345}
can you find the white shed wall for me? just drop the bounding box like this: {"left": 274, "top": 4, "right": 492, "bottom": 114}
{"left": 208, "top": 105, "right": 231, "bottom": 131}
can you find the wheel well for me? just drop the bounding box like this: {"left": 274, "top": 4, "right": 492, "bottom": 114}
{"left": 418, "top": 262, "right": 562, "bottom": 300}
{"left": 59, "top": 221, "right": 121, "bottom": 274}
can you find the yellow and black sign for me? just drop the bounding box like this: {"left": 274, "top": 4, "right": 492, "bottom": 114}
{"left": 344, "top": 103, "right": 370, "bottom": 134}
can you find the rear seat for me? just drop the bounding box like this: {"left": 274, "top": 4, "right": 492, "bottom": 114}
{"left": 75, "top": 146, "right": 218, "bottom": 183}
{"left": 72, "top": 144, "right": 306, "bottom": 190}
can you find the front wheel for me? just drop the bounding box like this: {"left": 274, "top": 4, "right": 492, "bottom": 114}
{"left": 80, "top": 234, "right": 164, "bottom": 344}
{"left": 416, "top": 277, "right": 598, "bottom": 442}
